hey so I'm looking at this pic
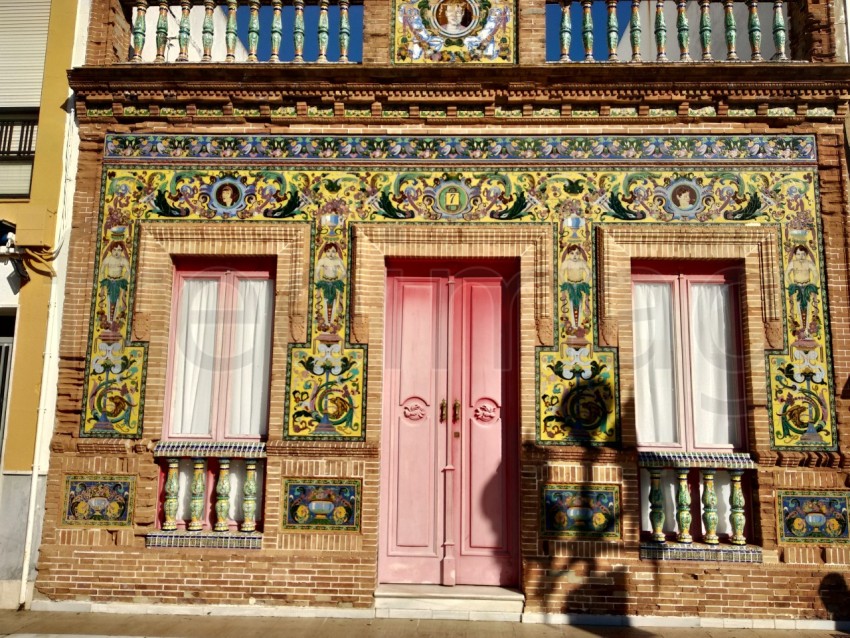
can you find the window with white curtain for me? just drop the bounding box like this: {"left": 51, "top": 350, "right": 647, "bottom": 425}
{"left": 631, "top": 262, "right": 745, "bottom": 452}
{"left": 166, "top": 260, "right": 274, "bottom": 440}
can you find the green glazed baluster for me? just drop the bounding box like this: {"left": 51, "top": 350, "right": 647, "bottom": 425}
{"left": 677, "top": 0, "right": 692, "bottom": 61}
{"left": 155, "top": 1, "right": 169, "bottom": 63}
{"left": 339, "top": 0, "right": 351, "bottom": 63}
{"left": 225, "top": 0, "right": 238, "bottom": 63}
{"left": 724, "top": 0, "right": 738, "bottom": 60}
{"left": 241, "top": 459, "right": 258, "bottom": 532}
{"left": 699, "top": 0, "right": 712, "bottom": 60}
{"left": 729, "top": 469, "right": 747, "bottom": 545}
{"left": 162, "top": 458, "right": 179, "bottom": 531}
{"left": 270, "top": 0, "right": 283, "bottom": 62}
{"left": 202, "top": 0, "right": 215, "bottom": 62}
{"left": 214, "top": 459, "right": 231, "bottom": 532}
{"left": 772, "top": 0, "right": 787, "bottom": 60}
{"left": 131, "top": 0, "right": 148, "bottom": 62}
{"left": 294, "top": 0, "right": 305, "bottom": 63}
{"left": 317, "top": 0, "right": 330, "bottom": 62}
{"left": 607, "top": 0, "right": 619, "bottom": 61}
{"left": 560, "top": 0, "right": 573, "bottom": 61}
{"left": 582, "top": 0, "right": 594, "bottom": 61}
{"left": 247, "top": 0, "right": 260, "bottom": 62}
{"left": 188, "top": 459, "right": 206, "bottom": 531}
{"left": 630, "top": 0, "right": 642, "bottom": 62}
{"left": 748, "top": 0, "right": 762, "bottom": 60}
{"left": 649, "top": 469, "right": 666, "bottom": 542}
{"left": 177, "top": 0, "right": 191, "bottom": 62}
{"left": 701, "top": 469, "right": 719, "bottom": 544}
{"left": 675, "top": 469, "right": 692, "bottom": 543}
{"left": 655, "top": 0, "right": 668, "bottom": 61}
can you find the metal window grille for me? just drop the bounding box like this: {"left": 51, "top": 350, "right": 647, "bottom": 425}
{"left": 0, "top": 111, "right": 38, "bottom": 197}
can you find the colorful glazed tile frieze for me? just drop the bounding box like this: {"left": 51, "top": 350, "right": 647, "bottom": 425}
{"left": 393, "top": 0, "right": 516, "bottom": 63}
{"left": 103, "top": 135, "right": 817, "bottom": 162}
{"left": 63, "top": 475, "right": 135, "bottom": 526}
{"left": 778, "top": 491, "right": 849, "bottom": 543}
{"left": 283, "top": 479, "right": 361, "bottom": 531}
{"left": 542, "top": 483, "right": 621, "bottom": 539}
{"left": 85, "top": 134, "right": 835, "bottom": 452}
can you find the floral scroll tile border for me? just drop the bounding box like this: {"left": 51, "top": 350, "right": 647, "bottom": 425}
{"left": 542, "top": 483, "right": 621, "bottom": 540}
{"left": 777, "top": 490, "right": 849, "bottom": 544}
{"left": 283, "top": 479, "right": 361, "bottom": 532}
{"left": 103, "top": 134, "right": 819, "bottom": 164}
{"left": 62, "top": 475, "right": 135, "bottom": 526}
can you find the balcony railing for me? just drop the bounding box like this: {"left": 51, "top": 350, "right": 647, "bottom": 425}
{"left": 147, "top": 441, "right": 266, "bottom": 549}
{"left": 638, "top": 451, "right": 761, "bottom": 562}
{"left": 127, "top": 0, "right": 360, "bottom": 64}
{"left": 547, "top": 0, "right": 791, "bottom": 62}
{"left": 116, "top": 0, "right": 817, "bottom": 65}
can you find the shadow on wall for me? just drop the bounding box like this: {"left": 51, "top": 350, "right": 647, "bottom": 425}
{"left": 820, "top": 572, "right": 850, "bottom": 620}
{"left": 531, "top": 441, "right": 654, "bottom": 637}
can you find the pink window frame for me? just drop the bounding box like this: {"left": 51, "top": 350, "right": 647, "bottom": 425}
{"left": 631, "top": 260, "right": 747, "bottom": 453}
{"left": 163, "top": 258, "right": 275, "bottom": 442}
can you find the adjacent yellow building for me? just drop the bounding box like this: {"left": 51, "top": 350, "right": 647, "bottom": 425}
{"left": 0, "top": 0, "right": 85, "bottom": 609}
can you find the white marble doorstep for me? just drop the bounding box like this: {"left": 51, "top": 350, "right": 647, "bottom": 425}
{"left": 27, "top": 599, "right": 850, "bottom": 631}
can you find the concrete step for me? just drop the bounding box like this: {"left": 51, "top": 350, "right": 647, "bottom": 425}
{"left": 373, "top": 584, "right": 525, "bottom": 621}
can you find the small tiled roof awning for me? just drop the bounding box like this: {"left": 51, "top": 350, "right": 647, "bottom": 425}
{"left": 152, "top": 440, "right": 267, "bottom": 459}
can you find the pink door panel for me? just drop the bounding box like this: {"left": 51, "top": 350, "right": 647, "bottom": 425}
{"left": 379, "top": 278, "right": 445, "bottom": 584}
{"left": 380, "top": 262, "right": 518, "bottom": 587}
{"left": 456, "top": 278, "right": 517, "bottom": 586}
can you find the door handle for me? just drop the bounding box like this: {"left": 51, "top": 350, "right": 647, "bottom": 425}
{"left": 452, "top": 399, "right": 460, "bottom": 424}
{"left": 440, "top": 399, "right": 447, "bottom": 423}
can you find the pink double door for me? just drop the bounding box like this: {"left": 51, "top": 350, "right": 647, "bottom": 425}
{"left": 379, "top": 260, "right": 519, "bottom": 587}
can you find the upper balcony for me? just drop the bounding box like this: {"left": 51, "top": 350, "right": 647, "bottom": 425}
{"left": 94, "top": 0, "right": 841, "bottom": 65}
{"left": 73, "top": 0, "right": 850, "bottom": 125}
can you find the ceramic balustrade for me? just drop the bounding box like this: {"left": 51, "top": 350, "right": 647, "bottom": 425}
{"left": 640, "top": 451, "right": 756, "bottom": 547}
{"left": 555, "top": 0, "right": 788, "bottom": 62}
{"left": 159, "top": 456, "right": 263, "bottom": 533}
{"left": 128, "top": 0, "right": 354, "bottom": 63}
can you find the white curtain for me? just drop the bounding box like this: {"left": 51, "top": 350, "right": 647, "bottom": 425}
{"left": 633, "top": 282, "right": 678, "bottom": 445}
{"left": 170, "top": 279, "right": 218, "bottom": 436}
{"left": 228, "top": 279, "right": 273, "bottom": 437}
{"left": 689, "top": 284, "right": 740, "bottom": 448}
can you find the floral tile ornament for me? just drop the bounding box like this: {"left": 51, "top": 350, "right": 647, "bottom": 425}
{"left": 542, "top": 483, "right": 620, "bottom": 539}
{"left": 283, "top": 479, "right": 361, "bottom": 531}
{"left": 63, "top": 476, "right": 135, "bottom": 526}
{"left": 87, "top": 134, "right": 835, "bottom": 452}
{"left": 393, "top": 0, "right": 516, "bottom": 63}
{"left": 778, "top": 490, "right": 849, "bottom": 543}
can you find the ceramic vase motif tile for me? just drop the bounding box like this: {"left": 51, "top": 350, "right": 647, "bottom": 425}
{"left": 63, "top": 475, "right": 135, "bottom": 526}
{"left": 778, "top": 490, "right": 849, "bottom": 543}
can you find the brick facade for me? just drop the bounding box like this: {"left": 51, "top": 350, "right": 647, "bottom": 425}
{"left": 34, "top": 0, "right": 850, "bottom": 622}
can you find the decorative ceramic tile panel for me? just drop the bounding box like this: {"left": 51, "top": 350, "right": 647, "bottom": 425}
{"left": 778, "top": 491, "right": 849, "bottom": 543}
{"left": 63, "top": 476, "right": 135, "bottom": 526}
{"left": 393, "top": 0, "right": 516, "bottom": 63}
{"left": 86, "top": 134, "right": 835, "bottom": 452}
{"left": 542, "top": 483, "right": 620, "bottom": 539}
{"left": 283, "top": 479, "right": 361, "bottom": 531}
